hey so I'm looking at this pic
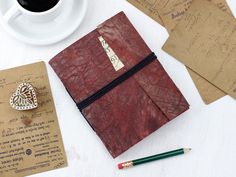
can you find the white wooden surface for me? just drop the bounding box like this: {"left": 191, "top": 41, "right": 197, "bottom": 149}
{"left": 0, "top": 0, "right": 236, "bottom": 177}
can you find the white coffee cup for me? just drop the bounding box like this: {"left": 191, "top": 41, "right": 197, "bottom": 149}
{"left": 4, "top": 0, "right": 64, "bottom": 23}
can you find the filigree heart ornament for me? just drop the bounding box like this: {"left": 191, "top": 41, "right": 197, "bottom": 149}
{"left": 10, "top": 83, "right": 38, "bottom": 111}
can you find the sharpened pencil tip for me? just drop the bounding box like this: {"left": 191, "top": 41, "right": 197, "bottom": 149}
{"left": 184, "top": 148, "right": 191, "bottom": 153}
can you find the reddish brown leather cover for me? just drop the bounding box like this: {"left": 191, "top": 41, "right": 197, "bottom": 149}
{"left": 49, "top": 12, "right": 189, "bottom": 158}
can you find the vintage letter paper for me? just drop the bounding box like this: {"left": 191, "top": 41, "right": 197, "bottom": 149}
{"left": 187, "top": 68, "right": 226, "bottom": 104}
{"left": 127, "top": 0, "right": 164, "bottom": 26}
{"left": 0, "top": 62, "right": 67, "bottom": 177}
{"left": 156, "top": 0, "right": 231, "bottom": 103}
{"left": 163, "top": 0, "right": 236, "bottom": 99}
{"left": 127, "top": 0, "right": 232, "bottom": 103}
{"left": 128, "top": 0, "right": 231, "bottom": 32}
{"left": 155, "top": 0, "right": 232, "bottom": 32}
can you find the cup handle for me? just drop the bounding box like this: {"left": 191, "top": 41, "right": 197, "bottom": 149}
{"left": 3, "top": 5, "right": 21, "bottom": 23}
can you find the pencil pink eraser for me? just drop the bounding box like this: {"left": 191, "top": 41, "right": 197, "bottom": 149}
{"left": 118, "top": 163, "right": 123, "bottom": 169}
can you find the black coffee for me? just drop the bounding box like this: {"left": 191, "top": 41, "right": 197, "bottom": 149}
{"left": 17, "top": 0, "right": 59, "bottom": 12}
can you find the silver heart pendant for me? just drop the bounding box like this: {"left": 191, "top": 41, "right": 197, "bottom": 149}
{"left": 10, "top": 83, "right": 38, "bottom": 111}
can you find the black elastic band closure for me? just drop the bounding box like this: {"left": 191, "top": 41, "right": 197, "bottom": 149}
{"left": 77, "top": 52, "right": 156, "bottom": 110}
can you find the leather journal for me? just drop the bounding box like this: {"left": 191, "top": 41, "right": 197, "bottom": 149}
{"left": 49, "top": 12, "right": 189, "bottom": 158}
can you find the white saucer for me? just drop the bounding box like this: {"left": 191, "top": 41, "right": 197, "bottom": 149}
{"left": 0, "top": 0, "right": 87, "bottom": 45}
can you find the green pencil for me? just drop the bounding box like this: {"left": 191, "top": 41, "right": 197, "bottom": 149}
{"left": 118, "top": 148, "right": 191, "bottom": 169}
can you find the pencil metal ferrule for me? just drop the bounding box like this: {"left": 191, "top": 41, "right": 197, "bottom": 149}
{"left": 121, "top": 161, "right": 133, "bottom": 169}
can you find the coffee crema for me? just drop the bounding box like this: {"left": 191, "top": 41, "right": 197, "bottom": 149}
{"left": 17, "top": 0, "right": 59, "bottom": 12}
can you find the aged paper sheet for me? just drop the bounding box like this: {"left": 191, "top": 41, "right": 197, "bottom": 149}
{"left": 127, "top": 0, "right": 232, "bottom": 103}
{"left": 155, "top": 0, "right": 231, "bottom": 32}
{"left": 0, "top": 62, "right": 67, "bottom": 177}
{"left": 127, "top": 0, "right": 164, "bottom": 26}
{"left": 155, "top": 0, "right": 231, "bottom": 103}
{"left": 163, "top": 0, "right": 236, "bottom": 99}
{"left": 188, "top": 69, "right": 226, "bottom": 104}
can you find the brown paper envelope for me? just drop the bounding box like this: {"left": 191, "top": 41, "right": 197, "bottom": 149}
{"left": 163, "top": 0, "right": 236, "bottom": 99}
{"left": 0, "top": 62, "right": 67, "bottom": 177}
{"left": 127, "top": 0, "right": 164, "bottom": 26}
